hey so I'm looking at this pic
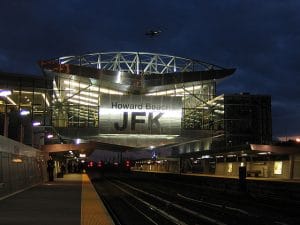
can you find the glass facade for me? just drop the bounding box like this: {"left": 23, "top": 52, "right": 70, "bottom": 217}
{"left": 0, "top": 74, "right": 51, "bottom": 145}
{"left": 0, "top": 71, "right": 271, "bottom": 152}
{"left": 52, "top": 74, "right": 103, "bottom": 128}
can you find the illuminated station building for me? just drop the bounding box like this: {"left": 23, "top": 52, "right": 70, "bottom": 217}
{"left": 0, "top": 52, "right": 299, "bottom": 179}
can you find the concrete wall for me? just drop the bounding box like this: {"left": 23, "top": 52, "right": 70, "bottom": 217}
{"left": 293, "top": 154, "right": 300, "bottom": 179}
{"left": 215, "top": 162, "right": 240, "bottom": 176}
{"left": 0, "top": 136, "right": 47, "bottom": 199}
{"left": 133, "top": 160, "right": 180, "bottom": 174}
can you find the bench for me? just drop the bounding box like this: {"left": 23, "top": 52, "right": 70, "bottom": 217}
{"left": 247, "top": 170, "right": 261, "bottom": 177}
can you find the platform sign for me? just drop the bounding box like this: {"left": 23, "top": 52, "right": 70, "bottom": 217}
{"left": 99, "top": 94, "right": 182, "bottom": 134}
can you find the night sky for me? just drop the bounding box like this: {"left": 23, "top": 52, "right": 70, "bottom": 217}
{"left": 0, "top": 0, "right": 299, "bottom": 138}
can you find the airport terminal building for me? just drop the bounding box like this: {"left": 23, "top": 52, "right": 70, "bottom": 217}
{"left": 0, "top": 52, "right": 299, "bottom": 180}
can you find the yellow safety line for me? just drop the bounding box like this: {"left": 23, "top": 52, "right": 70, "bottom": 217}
{"left": 81, "top": 174, "right": 115, "bottom": 225}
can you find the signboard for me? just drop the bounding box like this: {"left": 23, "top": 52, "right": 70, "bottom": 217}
{"left": 274, "top": 161, "right": 283, "bottom": 175}
{"left": 99, "top": 94, "right": 182, "bottom": 134}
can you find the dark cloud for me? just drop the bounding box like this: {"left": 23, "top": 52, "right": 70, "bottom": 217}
{"left": 0, "top": 0, "right": 299, "bottom": 137}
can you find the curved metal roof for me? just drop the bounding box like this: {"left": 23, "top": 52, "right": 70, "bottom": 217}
{"left": 39, "top": 51, "right": 235, "bottom": 94}
{"left": 47, "top": 51, "right": 230, "bottom": 75}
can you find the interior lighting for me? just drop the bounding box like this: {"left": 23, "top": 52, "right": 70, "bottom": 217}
{"left": 41, "top": 93, "right": 50, "bottom": 107}
{"left": 20, "top": 110, "right": 30, "bottom": 116}
{"left": 32, "top": 122, "right": 41, "bottom": 126}
{"left": 6, "top": 96, "right": 17, "bottom": 105}
{"left": 67, "top": 98, "right": 98, "bottom": 107}
{"left": 47, "top": 134, "right": 54, "bottom": 139}
{"left": 63, "top": 80, "right": 124, "bottom": 95}
{"left": 0, "top": 90, "right": 12, "bottom": 96}
{"left": 66, "top": 93, "right": 99, "bottom": 103}
{"left": 258, "top": 152, "right": 268, "bottom": 155}
{"left": 75, "top": 138, "right": 81, "bottom": 144}
{"left": 227, "top": 163, "right": 233, "bottom": 173}
{"left": 73, "top": 90, "right": 99, "bottom": 98}
{"left": 274, "top": 161, "right": 283, "bottom": 175}
{"left": 12, "top": 158, "right": 23, "bottom": 163}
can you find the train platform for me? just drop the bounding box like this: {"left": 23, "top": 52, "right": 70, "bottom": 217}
{"left": 0, "top": 174, "right": 115, "bottom": 225}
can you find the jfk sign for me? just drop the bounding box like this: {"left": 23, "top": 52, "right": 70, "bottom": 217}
{"left": 99, "top": 95, "right": 182, "bottom": 134}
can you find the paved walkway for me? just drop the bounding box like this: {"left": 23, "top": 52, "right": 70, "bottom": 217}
{"left": 0, "top": 174, "right": 114, "bottom": 225}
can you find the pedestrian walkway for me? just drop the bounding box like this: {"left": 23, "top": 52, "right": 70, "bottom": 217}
{"left": 0, "top": 174, "right": 114, "bottom": 225}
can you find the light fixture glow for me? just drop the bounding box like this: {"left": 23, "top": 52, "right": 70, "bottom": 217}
{"left": 258, "top": 152, "right": 268, "bottom": 155}
{"left": 32, "top": 122, "right": 41, "bottom": 126}
{"left": 12, "top": 158, "right": 23, "bottom": 163}
{"left": 20, "top": 110, "right": 30, "bottom": 116}
{"left": 6, "top": 96, "right": 17, "bottom": 105}
{"left": 0, "top": 90, "right": 12, "bottom": 96}
{"left": 201, "top": 155, "right": 211, "bottom": 159}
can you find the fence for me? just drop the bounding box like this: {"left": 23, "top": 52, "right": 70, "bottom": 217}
{"left": 0, "top": 136, "right": 47, "bottom": 198}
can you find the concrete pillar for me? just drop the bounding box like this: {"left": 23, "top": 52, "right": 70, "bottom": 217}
{"left": 289, "top": 154, "right": 294, "bottom": 179}
{"left": 4, "top": 105, "right": 8, "bottom": 137}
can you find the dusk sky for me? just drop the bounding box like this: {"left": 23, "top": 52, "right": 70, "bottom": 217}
{"left": 0, "top": 0, "right": 299, "bottom": 138}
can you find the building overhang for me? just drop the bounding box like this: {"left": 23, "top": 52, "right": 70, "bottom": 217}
{"left": 39, "top": 51, "right": 236, "bottom": 95}
{"left": 40, "top": 61, "right": 235, "bottom": 94}
{"left": 40, "top": 141, "right": 137, "bottom": 155}
{"left": 250, "top": 144, "right": 300, "bottom": 155}
{"left": 175, "top": 143, "right": 300, "bottom": 159}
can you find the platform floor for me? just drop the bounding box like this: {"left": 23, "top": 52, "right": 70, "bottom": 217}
{"left": 0, "top": 174, "right": 114, "bottom": 225}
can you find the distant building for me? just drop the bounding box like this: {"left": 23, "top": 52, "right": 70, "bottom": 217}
{"left": 223, "top": 93, "right": 272, "bottom": 146}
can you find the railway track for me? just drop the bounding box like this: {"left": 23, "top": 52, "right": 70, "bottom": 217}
{"left": 91, "top": 173, "right": 298, "bottom": 225}
{"left": 121, "top": 173, "right": 300, "bottom": 222}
